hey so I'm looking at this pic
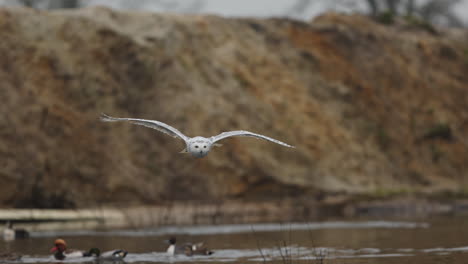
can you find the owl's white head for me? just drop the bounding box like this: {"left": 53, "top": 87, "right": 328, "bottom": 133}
{"left": 187, "top": 137, "right": 212, "bottom": 158}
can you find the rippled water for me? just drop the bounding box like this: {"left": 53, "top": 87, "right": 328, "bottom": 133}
{"left": 2, "top": 216, "right": 468, "bottom": 263}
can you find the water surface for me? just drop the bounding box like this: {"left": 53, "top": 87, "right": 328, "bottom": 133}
{"left": 2, "top": 216, "right": 468, "bottom": 263}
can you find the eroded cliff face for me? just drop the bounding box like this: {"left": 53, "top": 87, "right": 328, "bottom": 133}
{"left": 0, "top": 7, "right": 467, "bottom": 208}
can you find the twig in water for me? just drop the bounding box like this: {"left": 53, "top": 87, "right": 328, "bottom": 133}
{"left": 276, "top": 241, "right": 287, "bottom": 264}
{"left": 250, "top": 226, "right": 267, "bottom": 264}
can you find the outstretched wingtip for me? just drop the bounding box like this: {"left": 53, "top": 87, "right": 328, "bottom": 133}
{"left": 280, "top": 142, "right": 295, "bottom": 148}
{"left": 100, "top": 113, "right": 114, "bottom": 122}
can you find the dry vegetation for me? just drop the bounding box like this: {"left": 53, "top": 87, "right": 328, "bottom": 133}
{"left": 0, "top": 7, "right": 467, "bottom": 208}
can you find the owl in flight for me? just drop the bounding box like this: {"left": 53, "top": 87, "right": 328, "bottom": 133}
{"left": 100, "top": 113, "right": 294, "bottom": 158}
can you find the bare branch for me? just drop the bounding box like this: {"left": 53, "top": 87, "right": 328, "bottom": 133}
{"left": 366, "top": 0, "right": 379, "bottom": 16}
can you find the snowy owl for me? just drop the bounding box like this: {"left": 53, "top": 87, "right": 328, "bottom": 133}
{"left": 100, "top": 113, "right": 294, "bottom": 158}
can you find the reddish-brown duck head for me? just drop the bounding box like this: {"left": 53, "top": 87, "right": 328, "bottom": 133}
{"left": 50, "top": 238, "right": 67, "bottom": 253}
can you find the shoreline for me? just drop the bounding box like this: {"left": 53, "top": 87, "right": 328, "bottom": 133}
{"left": 2, "top": 198, "right": 468, "bottom": 231}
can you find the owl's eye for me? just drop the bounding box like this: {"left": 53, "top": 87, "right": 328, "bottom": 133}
{"left": 195, "top": 146, "right": 199, "bottom": 148}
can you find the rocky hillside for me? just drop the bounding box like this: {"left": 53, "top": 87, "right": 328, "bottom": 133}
{"left": 1, "top": 7, "right": 467, "bottom": 208}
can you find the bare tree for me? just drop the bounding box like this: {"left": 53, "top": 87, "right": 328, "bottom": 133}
{"left": 366, "top": 0, "right": 379, "bottom": 16}
{"left": 362, "top": 0, "right": 464, "bottom": 27}
{"left": 10, "top": 0, "right": 79, "bottom": 9}
{"left": 286, "top": 0, "right": 464, "bottom": 27}
{"left": 17, "top": 0, "right": 34, "bottom": 7}
{"left": 48, "top": 0, "right": 79, "bottom": 9}
{"left": 385, "top": 0, "right": 400, "bottom": 13}
{"left": 287, "top": 0, "right": 313, "bottom": 18}
{"left": 405, "top": 0, "right": 415, "bottom": 16}
{"left": 418, "top": 0, "right": 463, "bottom": 27}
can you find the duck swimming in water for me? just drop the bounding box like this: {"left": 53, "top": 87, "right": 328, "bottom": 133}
{"left": 186, "top": 241, "right": 214, "bottom": 256}
{"left": 50, "top": 239, "right": 100, "bottom": 260}
{"left": 166, "top": 237, "right": 213, "bottom": 256}
{"left": 50, "top": 238, "right": 128, "bottom": 260}
{"left": 2, "top": 221, "right": 29, "bottom": 241}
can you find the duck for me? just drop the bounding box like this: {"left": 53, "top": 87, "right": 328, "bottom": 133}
{"left": 166, "top": 237, "right": 190, "bottom": 255}
{"left": 187, "top": 242, "right": 214, "bottom": 256}
{"left": 50, "top": 238, "right": 128, "bottom": 261}
{"left": 50, "top": 238, "right": 100, "bottom": 260}
{"left": 3, "top": 221, "right": 29, "bottom": 241}
{"left": 166, "top": 237, "right": 213, "bottom": 256}
{"left": 96, "top": 249, "right": 128, "bottom": 261}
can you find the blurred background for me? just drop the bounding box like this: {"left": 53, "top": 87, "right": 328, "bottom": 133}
{"left": 0, "top": 0, "right": 468, "bottom": 263}
{"left": 1, "top": 0, "right": 468, "bottom": 26}
{"left": 0, "top": 0, "right": 468, "bottom": 27}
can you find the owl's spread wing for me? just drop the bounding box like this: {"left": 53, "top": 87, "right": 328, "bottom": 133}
{"left": 210, "top": 130, "right": 294, "bottom": 148}
{"left": 100, "top": 113, "right": 189, "bottom": 142}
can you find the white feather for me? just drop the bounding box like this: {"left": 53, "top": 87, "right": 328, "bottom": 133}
{"left": 167, "top": 245, "right": 175, "bottom": 255}
{"left": 100, "top": 113, "right": 189, "bottom": 142}
{"left": 210, "top": 130, "right": 294, "bottom": 148}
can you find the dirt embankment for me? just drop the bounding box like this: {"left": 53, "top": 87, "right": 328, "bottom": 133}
{"left": 0, "top": 7, "right": 467, "bottom": 208}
